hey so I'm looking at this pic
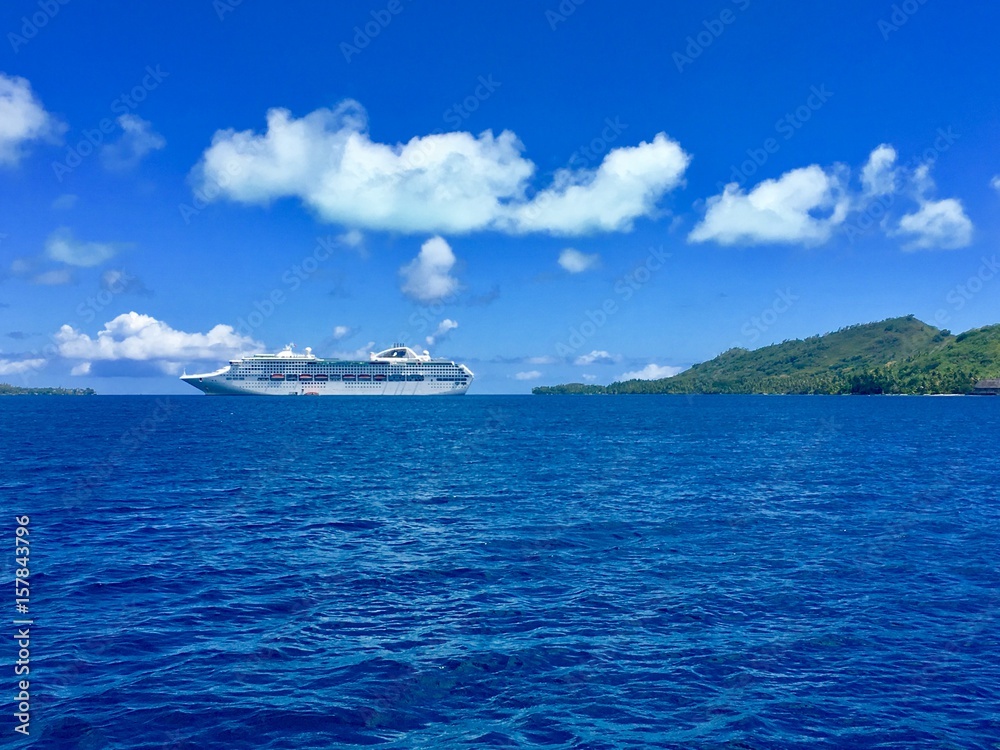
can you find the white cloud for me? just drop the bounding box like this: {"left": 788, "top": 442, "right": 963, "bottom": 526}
{"left": 992, "top": 175, "right": 1000, "bottom": 193}
{"left": 426, "top": 318, "right": 458, "bottom": 346}
{"left": 574, "top": 350, "right": 621, "bottom": 365}
{"left": 507, "top": 133, "right": 691, "bottom": 235}
{"left": 617, "top": 363, "right": 684, "bottom": 381}
{"left": 0, "top": 357, "right": 45, "bottom": 375}
{"left": 100, "top": 115, "right": 166, "bottom": 171}
{"left": 33, "top": 268, "right": 75, "bottom": 285}
{"left": 54, "top": 312, "right": 263, "bottom": 374}
{"left": 190, "top": 100, "right": 690, "bottom": 235}
{"left": 861, "top": 144, "right": 897, "bottom": 196}
{"left": 45, "top": 228, "right": 126, "bottom": 267}
{"left": 338, "top": 229, "right": 364, "bottom": 249}
{"left": 332, "top": 325, "right": 352, "bottom": 340}
{"left": 895, "top": 198, "right": 973, "bottom": 250}
{"left": 51, "top": 193, "right": 78, "bottom": 210}
{"left": 558, "top": 248, "right": 599, "bottom": 273}
{"left": 70, "top": 362, "right": 91, "bottom": 376}
{"left": 526, "top": 355, "right": 557, "bottom": 365}
{"left": 513, "top": 370, "right": 542, "bottom": 380}
{"left": 690, "top": 165, "right": 849, "bottom": 246}
{"left": 0, "top": 73, "right": 63, "bottom": 166}
{"left": 400, "top": 236, "right": 459, "bottom": 302}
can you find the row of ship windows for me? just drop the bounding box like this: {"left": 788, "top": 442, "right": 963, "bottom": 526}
{"left": 238, "top": 363, "right": 456, "bottom": 369}
{"left": 224, "top": 374, "right": 469, "bottom": 382}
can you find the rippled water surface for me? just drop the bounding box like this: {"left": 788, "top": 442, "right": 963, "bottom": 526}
{"left": 3, "top": 395, "right": 999, "bottom": 748}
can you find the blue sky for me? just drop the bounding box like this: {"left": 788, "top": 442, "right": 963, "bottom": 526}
{"left": 1, "top": 1, "right": 999, "bottom": 394}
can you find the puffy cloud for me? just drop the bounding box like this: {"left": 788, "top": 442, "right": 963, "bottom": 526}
{"left": 558, "top": 248, "right": 599, "bottom": 273}
{"left": 861, "top": 144, "right": 897, "bottom": 196}
{"left": 45, "top": 228, "right": 127, "bottom": 267}
{"left": 426, "top": 318, "right": 458, "bottom": 346}
{"left": 400, "top": 236, "right": 459, "bottom": 302}
{"left": 513, "top": 370, "right": 542, "bottom": 380}
{"left": 507, "top": 133, "right": 691, "bottom": 234}
{"left": 895, "top": 197, "right": 973, "bottom": 250}
{"left": 574, "top": 350, "right": 621, "bottom": 365}
{"left": 332, "top": 325, "right": 352, "bottom": 340}
{"left": 617, "top": 363, "right": 684, "bottom": 381}
{"left": 54, "top": 312, "right": 263, "bottom": 374}
{"left": 992, "top": 175, "right": 1000, "bottom": 193}
{"left": 690, "top": 165, "right": 849, "bottom": 246}
{"left": 0, "top": 73, "right": 63, "bottom": 166}
{"left": 190, "top": 100, "right": 689, "bottom": 235}
{"left": 70, "top": 362, "right": 91, "bottom": 376}
{"left": 100, "top": 115, "right": 166, "bottom": 171}
{"left": 0, "top": 357, "right": 45, "bottom": 375}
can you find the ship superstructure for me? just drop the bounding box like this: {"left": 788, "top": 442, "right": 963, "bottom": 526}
{"left": 180, "top": 344, "right": 473, "bottom": 396}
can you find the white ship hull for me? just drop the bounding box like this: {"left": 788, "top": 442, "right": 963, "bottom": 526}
{"left": 181, "top": 374, "right": 470, "bottom": 396}
{"left": 180, "top": 343, "right": 473, "bottom": 396}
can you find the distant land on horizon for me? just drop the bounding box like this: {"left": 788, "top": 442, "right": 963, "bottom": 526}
{"left": 0, "top": 384, "right": 96, "bottom": 396}
{"left": 533, "top": 316, "right": 1000, "bottom": 396}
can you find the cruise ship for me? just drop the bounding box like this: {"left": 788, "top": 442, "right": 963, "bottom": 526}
{"left": 180, "top": 344, "right": 474, "bottom": 396}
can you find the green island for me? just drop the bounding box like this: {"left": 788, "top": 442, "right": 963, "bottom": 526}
{"left": 533, "top": 316, "right": 1000, "bottom": 396}
{"left": 0, "top": 383, "right": 96, "bottom": 396}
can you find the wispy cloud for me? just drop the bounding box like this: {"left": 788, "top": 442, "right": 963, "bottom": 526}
{"left": 426, "top": 318, "right": 458, "bottom": 346}
{"left": 574, "top": 350, "right": 620, "bottom": 365}
{"left": 617, "top": 363, "right": 684, "bottom": 381}
{"left": 45, "top": 227, "right": 128, "bottom": 267}
{"left": 0, "top": 357, "right": 45, "bottom": 376}
{"left": 100, "top": 115, "right": 166, "bottom": 171}
{"left": 0, "top": 73, "right": 64, "bottom": 166}
{"left": 558, "top": 248, "right": 600, "bottom": 273}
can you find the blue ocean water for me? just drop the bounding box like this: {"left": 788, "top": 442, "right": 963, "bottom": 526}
{"left": 3, "top": 395, "right": 999, "bottom": 749}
